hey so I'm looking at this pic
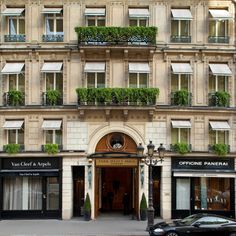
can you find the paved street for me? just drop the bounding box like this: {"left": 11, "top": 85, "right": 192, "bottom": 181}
{"left": 0, "top": 215, "right": 163, "bottom": 236}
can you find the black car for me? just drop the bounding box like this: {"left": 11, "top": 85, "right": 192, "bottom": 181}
{"left": 149, "top": 213, "right": 236, "bottom": 236}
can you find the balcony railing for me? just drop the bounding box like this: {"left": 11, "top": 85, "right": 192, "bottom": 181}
{"left": 42, "top": 34, "right": 64, "bottom": 42}
{"left": 171, "top": 91, "right": 192, "bottom": 106}
{"left": 3, "top": 91, "right": 25, "bottom": 106}
{"left": 208, "top": 92, "right": 230, "bottom": 107}
{"left": 4, "top": 34, "right": 26, "bottom": 42}
{"left": 42, "top": 91, "right": 63, "bottom": 106}
{"left": 75, "top": 26, "right": 157, "bottom": 46}
{"left": 170, "top": 35, "right": 191, "bottom": 43}
{"left": 208, "top": 36, "right": 229, "bottom": 44}
{"left": 76, "top": 88, "right": 159, "bottom": 106}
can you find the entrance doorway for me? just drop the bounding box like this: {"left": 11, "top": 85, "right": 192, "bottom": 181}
{"left": 95, "top": 167, "right": 138, "bottom": 217}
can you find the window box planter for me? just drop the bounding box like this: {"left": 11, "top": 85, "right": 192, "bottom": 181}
{"left": 42, "top": 144, "right": 62, "bottom": 155}
{"left": 208, "top": 144, "right": 230, "bottom": 156}
{"left": 171, "top": 90, "right": 192, "bottom": 106}
{"left": 3, "top": 144, "right": 24, "bottom": 154}
{"left": 208, "top": 91, "right": 230, "bottom": 107}
{"left": 6, "top": 90, "right": 25, "bottom": 106}
{"left": 43, "top": 90, "right": 63, "bottom": 106}
{"left": 170, "top": 143, "right": 191, "bottom": 154}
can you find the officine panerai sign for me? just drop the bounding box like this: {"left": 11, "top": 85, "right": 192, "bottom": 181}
{"left": 172, "top": 158, "right": 234, "bottom": 171}
{"left": 2, "top": 158, "right": 59, "bottom": 170}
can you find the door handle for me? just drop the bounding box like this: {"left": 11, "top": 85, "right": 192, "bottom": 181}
{"left": 43, "top": 194, "right": 46, "bottom": 199}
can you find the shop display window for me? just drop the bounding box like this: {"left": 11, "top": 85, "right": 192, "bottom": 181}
{"left": 194, "top": 177, "right": 230, "bottom": 211}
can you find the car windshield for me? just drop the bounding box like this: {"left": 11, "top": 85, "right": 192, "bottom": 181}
{"left": 178, "top": 215, "right": 200, "bottom": 226}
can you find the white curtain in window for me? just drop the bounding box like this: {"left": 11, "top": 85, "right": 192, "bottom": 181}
{"left": 176, "top": 178, "right": 190, "bottom": 209}
{"left": 10, "top": 18, "right": 16, "bottom": 35}
{"left": 46, "top": 18, "right": 52, "bottom": 35}
{"left": 28, "top": 177, "right": 42, "bottom": 210}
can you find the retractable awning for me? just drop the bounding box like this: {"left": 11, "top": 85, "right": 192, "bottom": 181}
{"left": 171, "top": 120, "right": 191, "bottom": 129}
{"left": 84, "top": 62, "right": 105, "bottom": 73}
{"left": 209, "top": 121, "right": 230, "bottom": 131}
{"left": 128, "top": 9, "right": 150, "bottom": 18}
{"left": 3, "top": 120, "right": 24, "bottom": 130}
{"left": 42, "top": 120, "right": 62, "bottom": 130}
{"left": 41, "top": 8, "right": 62, "bottom": 14}
{"left": 1, "top": 63, "right": 24, "bottom": 74}
{"left": 85, "top": 8, "right": 105, "bottom": 16}
{"left": 209, "top": 64, "right": 232, "bottom": 76}
{"left": 2, "top": 8, "right": 24, "bottom": 16}
{"left": 171, "top": 9, "right": 193, "bottom": 20}
{"left": 41, "top": 63, "right": 63, "bottom": 73}
{"left": 128, "top": 63, "right": 150, "bottom": 73}
{"left": 209, "top": 10, "right": 231, "bottom": 20}
{"left": 171, "top": 63, "right": 193, "bottom": 74}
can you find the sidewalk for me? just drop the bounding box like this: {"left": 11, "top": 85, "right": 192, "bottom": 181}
{"left": 0, "top": 215, "right": 163, "bottom": 236}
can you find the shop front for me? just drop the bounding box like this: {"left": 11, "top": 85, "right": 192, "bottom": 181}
{"left": 0, "top": 157, "right": 62, "bottom": 219}
{"left": 172, "top": 157, "right": 235, "bottom": 219}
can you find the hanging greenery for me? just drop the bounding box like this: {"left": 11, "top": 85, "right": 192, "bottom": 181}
{"left": 212, "top": 144, "right": 228, "bottom": 156}
{"left": 46, "top": 90, "right": 61, "bottom": 106}
{"left": 214, "top": 91, "right": 230, "bottom": 107}
{"left": 8, "top": 90, "right": 24, "bottom": 106}
{"left": 173, "top": 142, "right": 190, "bottom": 154}
{"left": 3, "top": 144, "right": 21, "bottom": 154}
{"left": 44, "top": 143, "right": 59, "bottom": 155}
{"left": 173, "top": 90, "right": 190, "bottom": 106}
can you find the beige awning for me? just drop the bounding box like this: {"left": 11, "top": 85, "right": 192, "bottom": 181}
{"left": 42, "top": 120, "right": 62, "bottom": 130}
{"left": 84, "top": 62, "right": 105, "bottom": 73}
{"left": 171, "top": 63, "right": 193, "bottom": 74}
{"left": 128, "top": 9, "right": 150, "bottom": 18}
{"left": 209, "top": 121, "right": 230, "bottom": 131}
{"left": 2, "top": 8, "right": 24, "bottom": 16}
{"left": 209, "top": 10, "right": 231, "bottom": 20}
{"left": 209, "top": 64, "right": 232, "bottom": 76}
{"left": 42, "top": 8, "right": 62, "bottom": 14}
{"left": 3, "top": 120, "right": 24, "bottom": 130}
{"left": 85, "top": 8, "right": 105, "bottom": 16}
{"left": 171, "top": 120, "right": 191, "bottom": 129}
{"left": 41, "top": 63, "right": 63, "bottom": 73}
{"left": 171, "top": 9, "right": 193, "bottom": 20}
{"left": 1, "top": 63, "right": 25, "bottom": 74}
{"left": 129, "top": 63, "right": 150, "bottom": 73}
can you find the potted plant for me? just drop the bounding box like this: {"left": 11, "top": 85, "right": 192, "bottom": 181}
{"left": 173, "top": 90, "right": 190, "bottom": 106}
{"left": 43, "top": 143, "right": 59, "bottom": 155}
{"left": 8, "top": 90, "right": 24, "bottom": 106}
{"left": 3, "top": 143, "right": 21, "bottom": 154}
{"left": 84, "top": 193, "right": 91, "bottom": 221}
{"left": 173, "top": 142, "right": 190, "bottom": 154}
{"left": 214, "top": 91, "right": 230, "bottom": 107}
{"left": 140, "top": 193, "right": 147, "bottom": 221}
{"left": 46, "top": 89, "right": 61, "bottom": 105}
{"left": 212, "top": 143, "right": 228, "bottom": 156}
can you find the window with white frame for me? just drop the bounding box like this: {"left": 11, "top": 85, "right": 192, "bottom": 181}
{"left": 85, "top": 8, "right": 106, "bottom": 26}
{"left": 45, "top": 12, "right": 63, "bottom": 35}
{"left": 208, "top": 64, "right": 231, "bottom": 93}
{"left": 171, "top": 120, "right": 191, "bottom": 144}
{"left": 8, "top": 14, "right": 25, "bottom": 35}
{"left": 171, "top": 9, "right": 192, "bottom": 42}
{"left": 129, "top": 8, "right": 149, "bottom": 26}
{"left": 128, "top": 62, "right": 149, "bottom": 88}
{"left": 209, "top": 9, "right": 230, "bottom": 42}
{"left": 42, "top": 120, "right": 62, "bottom": 145}
{"left": 209, "top": 121, "right": 229, "bottom": 145}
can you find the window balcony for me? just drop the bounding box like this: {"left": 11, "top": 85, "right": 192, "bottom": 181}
{"left": 42, "top": 144, "right": 63, "bottom": 153}
{"left": 170, "top": 91, "right": 192, "bottom": 106}
{"left": 3, "top": 91, "right": 25, "bottom": 106}
{"left": 42, "top": 34, "right": 64, "bottom": 42}
{"left": 208, "top": 144, "right": 230, "bottom": 155}
{"left": 208, "top": 36, "right": 229, "bottom": 44}
{"left": 208, "top": 92, "right": 230, "bottom": 107}
{"left": 170, "top": 143, "right": 192, "bottom": 154}
{"left": 42, "top": 91, "right": 63, "bottom": 106}
{"left": 4, "top": 34, "right": 26, "bottom": 42}
{"left": 170, "top": 35, "right": 191, "bottom": 43}
{"left": 3, "top": 144, "right": 25, "bottom": 153}
{"left": 76, "top": 88, "right": 159, "bottom": 106}
{"left": 75, "top": 26, "right": 157, "bottom": 46}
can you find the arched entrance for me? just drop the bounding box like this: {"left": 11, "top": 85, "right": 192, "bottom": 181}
{"left": 92, "top": 132, "right": 139, "bottom": 218}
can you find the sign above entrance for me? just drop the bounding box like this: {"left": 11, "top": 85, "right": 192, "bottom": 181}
{"left": 96, "top": 158, "right": 138, "bottom": 167}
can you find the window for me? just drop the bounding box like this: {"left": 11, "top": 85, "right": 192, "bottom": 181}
{"left": 9, "top": 73, "right": 25, "bottom": 92}
{"left": 171, "top": 74, "right": 189, "bottom": 92}
{"left": 129, "top": 9, "right": 149, "bottom": 27}
{"left": 42, "top": 120, "right": 62, "bottom": 145}
{"left": 129, "top": 73, "right": 148, "bottom": 88}
{"left": 171, "top": 120, "right": 191, "bottom": 144}
{"left": 87, "top": 73, "right": 105, "bottom": 88}
{"left": 209, "top": 121, "right": 229, "bottom": 145}
{"left": 171, "top": 9, "right": 192, "bottom": 43}
{"left": 209, "top": 9, "right": 231, "bottom": 43}
{"left": 176, "top": 178, "right": 190, "bottom": 210}
{"left": 45, "top": 73, "right": 63, "bottom": 91}
{"left": 9, "top": 15, "right": 25, "bottom": 35}
{"left": 85, "top": 8, "right": 106, "bottom": 26}
{"left": 194, "top": 177, "right": 230, "bottom": 211}
{"left": 47, "top": 177, "right": 59, "bottom": 210}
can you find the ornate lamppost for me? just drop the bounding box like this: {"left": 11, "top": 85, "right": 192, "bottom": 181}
{"left": 137, "top": 141, "right": 165, "bottom": 231}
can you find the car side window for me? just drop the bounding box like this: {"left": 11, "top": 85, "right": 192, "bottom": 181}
{"left": 197, "top": 217, "right": 229, "bottom": 225}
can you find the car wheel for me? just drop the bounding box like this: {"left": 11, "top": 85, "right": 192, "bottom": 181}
{"left": 165, "top": 231, "right": 179, "bottom": 236}
{"left": 229, "top": 233, "right": 236, "bottom": 236}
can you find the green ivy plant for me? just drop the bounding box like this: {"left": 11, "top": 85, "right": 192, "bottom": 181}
{"left": 214, "top": 91, "right": 230, "bottom": 107}
{"left": 75, "top": 26, "right": 157, "bottom": 45}
{"left": 8, "top": 90, "right": 24, "bottom": 106}
{"left": 44, "top": 143, "right": 59, "bottom": 155}
{"left": 212, "top": 143, "right": 228, "bottom": 156}
{"left": 173, "top": 90, "right": 190, "bottom": 106}
{"left": 173, "top": 142, "right": 190, "bottom": 154}
{"left": 46, "top": 90, "right": 61, "bottom": 106}
{"left": 3, "top": 143, "right": 20, "bottom": 154}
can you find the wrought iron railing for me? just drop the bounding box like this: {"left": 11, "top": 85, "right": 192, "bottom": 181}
{"left": 42, "top": 92, "right": 63, "bottom": 106}
{"left": 42, "top": 34, "right": 64, "bottom": 42}
{"left": 208, "top": 36, "right": 229, "bottom": 44}
{"left": 3, "top": 92, "right": 25, "bottom": 106}
{"left": 170, "top": 35, "right": 191, "bottom": 43}
{"left": 4, "top": 34, "right": 26, "bottom": 42}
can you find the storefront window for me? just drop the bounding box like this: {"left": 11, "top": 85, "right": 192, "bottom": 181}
{"left": 194, "top": 177, "right": 230, "bottom": 211}
{"left": 3, "top": 177, "right": 42, "bottom": 210}
{"left": 46, "top": 177, "right": 59, "bottom": 210}
{"left": 176, "top": 178, "right": 190, "bottom": 210}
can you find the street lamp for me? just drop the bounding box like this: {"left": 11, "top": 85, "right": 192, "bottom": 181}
{"left": 137, "top": 141, "right": 165, "bottom": 231}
